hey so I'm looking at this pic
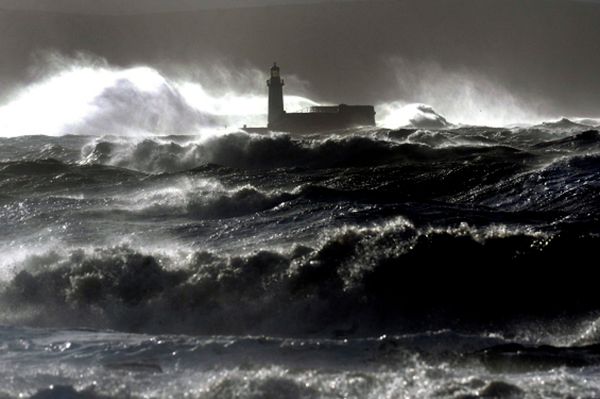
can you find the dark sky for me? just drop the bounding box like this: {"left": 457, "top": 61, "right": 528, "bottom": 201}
{"left": 1, "top": 0, "right": 599, "bottom": 120}
{"left": 0, "top": 0, "right": 356, "bottom": 14}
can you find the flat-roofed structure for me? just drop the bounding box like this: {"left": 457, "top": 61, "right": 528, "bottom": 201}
{"left": 245, "top": 63, "right": 376, "bottom": 134}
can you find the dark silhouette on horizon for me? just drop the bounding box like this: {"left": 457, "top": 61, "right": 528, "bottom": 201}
{"left": 246, "top": 63, "right": 375, "bottom": 134}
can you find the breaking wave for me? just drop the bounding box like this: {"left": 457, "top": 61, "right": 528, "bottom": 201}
{"left": 534, "top": 117, "right": 599, "bottom": 131}
{"left": 378, "top": 102, "right": 452, "bottom": 129}
{"left": 3, "top": 52, "right": 600, "bottom": 399}
{"left": 2, "top": 218, "right": 598, "bottom": 336}
{"left": 0, "top": 65, "right": 217, "bottom": 136}
{"left": 2, "top": 130, "right": 598, "bottom": 219}
{"left": 75, "top": 128, "right": 556, "bottom": 174}
{"left": 0, "top": 56, "right": 315, "bottom": 137}
{"left": 80, "top": 133, "right": 416, "bottom": 172}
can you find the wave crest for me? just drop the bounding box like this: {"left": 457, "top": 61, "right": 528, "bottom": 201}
{"left": 2, "top": 219, "right": 598, "bottom": 335}
{"left": 379, "top": 103, "right": 452, "bottom": 129}
{"left": 81, "top": 133, "right": 406, "bottom": 172}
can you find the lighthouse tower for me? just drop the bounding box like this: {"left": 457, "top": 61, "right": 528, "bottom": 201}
{"left": 267, "top": 62, "right": 285, "bottom": 128}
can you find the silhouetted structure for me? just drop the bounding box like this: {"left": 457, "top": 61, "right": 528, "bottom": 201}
{"left": 245, "top": 63, "right": 376, "bottom": 134}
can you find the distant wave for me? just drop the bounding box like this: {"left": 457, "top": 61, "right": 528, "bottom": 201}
{"left": 455, "top": 151, "right": 600, "bottom": 214}
{"left": 0, "top": 58, "right": 317, "bottom": 137}
{"left": 1, "top": 54, "right": 599, "bottom": 138}
{"left": 2, "top": 131, "right": 598, "bottom": 219}
{"left": 0, "top": 65, "right": 215, "bottom": 136}
{"left": 532, "top": 129, "right": 600, "bottom": 151}
{"left": 378, "top": 103, "right": 452, "bottom": 129}
{"left": 76, "top": 128, "right": 598, "bottom": 175}
{"left": 76, "top": 130, "right": 554, "bottom": 174}
{"left": 572, "top": 117, "right": 600, "bottom": 128}
{"left": 534, "top": 117, "right": 594, "bottom": 131}
{"left": 80, "top": 133, "right": 414, "bottom": 172}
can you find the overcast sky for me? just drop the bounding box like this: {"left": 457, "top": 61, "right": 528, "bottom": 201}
{"left": 0, "top": 0, "right": 597, "bottom": 14}
{"left": 1, "top": 0, "right": 599, "bottom": 119}
{"left": 0, "top": 0, "right": 359, "bottom": 14}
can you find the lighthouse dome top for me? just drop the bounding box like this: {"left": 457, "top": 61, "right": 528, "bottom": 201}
{"left": 270, "top": 62, "right": 281, "bottom": 78}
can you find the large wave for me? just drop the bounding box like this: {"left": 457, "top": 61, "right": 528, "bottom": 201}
{"left": 0, "top": 64, "right": 215, "bottom": 136}
{"left": 1, "top": 216, "right": 599, "bottom": 336}
{"left": 0, "top": 55, "right": 315, "bottom": 137}
{"left": 2, "top": 130, "right": 598, "bottom": 218}
{"left": 378, "top": 103, "right": 452, "bottom": 129}
{"left": 80, "top": 133, "right": 420, "bottom": 172}
{"left": 1, "top": 53, "right": 598, "bottom": 138}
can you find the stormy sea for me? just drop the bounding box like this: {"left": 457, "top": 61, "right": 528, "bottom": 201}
{"left": 1, "top": 67, "right": 600, "bottom": 398}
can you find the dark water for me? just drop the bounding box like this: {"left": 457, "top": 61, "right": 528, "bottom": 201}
{"left": 1, "top": 121, "right": 600, "bottom": 397}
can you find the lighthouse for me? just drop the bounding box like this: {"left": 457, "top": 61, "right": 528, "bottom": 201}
{"left": 267, "top": 62, "right": 285, "bottom": 128}
{"left": 240, "top": 62, "right": 375, "bottom": 134}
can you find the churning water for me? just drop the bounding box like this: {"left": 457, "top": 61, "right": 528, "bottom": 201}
{"left": 1, "top": 64, "right": 600, "bottom": 398}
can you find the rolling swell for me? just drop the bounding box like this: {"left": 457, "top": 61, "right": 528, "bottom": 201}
{"left": 533, "top": 129, "right": 600, "bottom": 152}
{"left": 457, "top": 152, "right": 600, "bottom": 215}
{"left": 2, "top": 219, "right": 598, "bottom": 336}
{"left": 81, "top": 132, "right": 535, "bottom": 173}
{"left": 0, "top": 159, "right": 144, "bottom": 197}
{"left": 1, "top": 147, "right": 597, "bottom": 225}
{"left": 131, "top": 185, "right": 296, "bottom": 219}
{"left": 82, "top": 133, "right": 406, "bottom": 172}
{"left": 0, "top": 129, "right": 599, "bottom": 336}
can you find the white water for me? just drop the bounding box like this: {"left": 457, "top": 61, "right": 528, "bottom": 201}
{"left": 0, "top": 57, "right": 316, "bottom": 137}
{"left": 5, "top": 53, "right": 594, "bottom": 136}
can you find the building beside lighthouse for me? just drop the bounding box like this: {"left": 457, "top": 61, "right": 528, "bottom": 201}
{"left": 246, "top": 63, "right": 376, "bottom": 134}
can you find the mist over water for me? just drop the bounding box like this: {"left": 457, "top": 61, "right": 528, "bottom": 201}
{"left": 0, "top": 53, "right": 318, "bottom": 136}
{"left": 384, "top": 57, "right": 552, "bottom": 127}
{"left": 2, "top": 52, "right": 593, "bottom": 137}
{"left": 1, "top": 53, "right": 600, "bottom": 398}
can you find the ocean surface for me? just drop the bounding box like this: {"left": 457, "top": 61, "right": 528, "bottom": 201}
{"left": 1, "top": 119, "right": 600, "bottom": 398}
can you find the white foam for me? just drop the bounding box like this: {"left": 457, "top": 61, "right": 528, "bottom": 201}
{"left": 0, "top": 56, "right": 316, "bottom": 137}
{"left": 378, "top": 102, "right": 452, "bottom": 129}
